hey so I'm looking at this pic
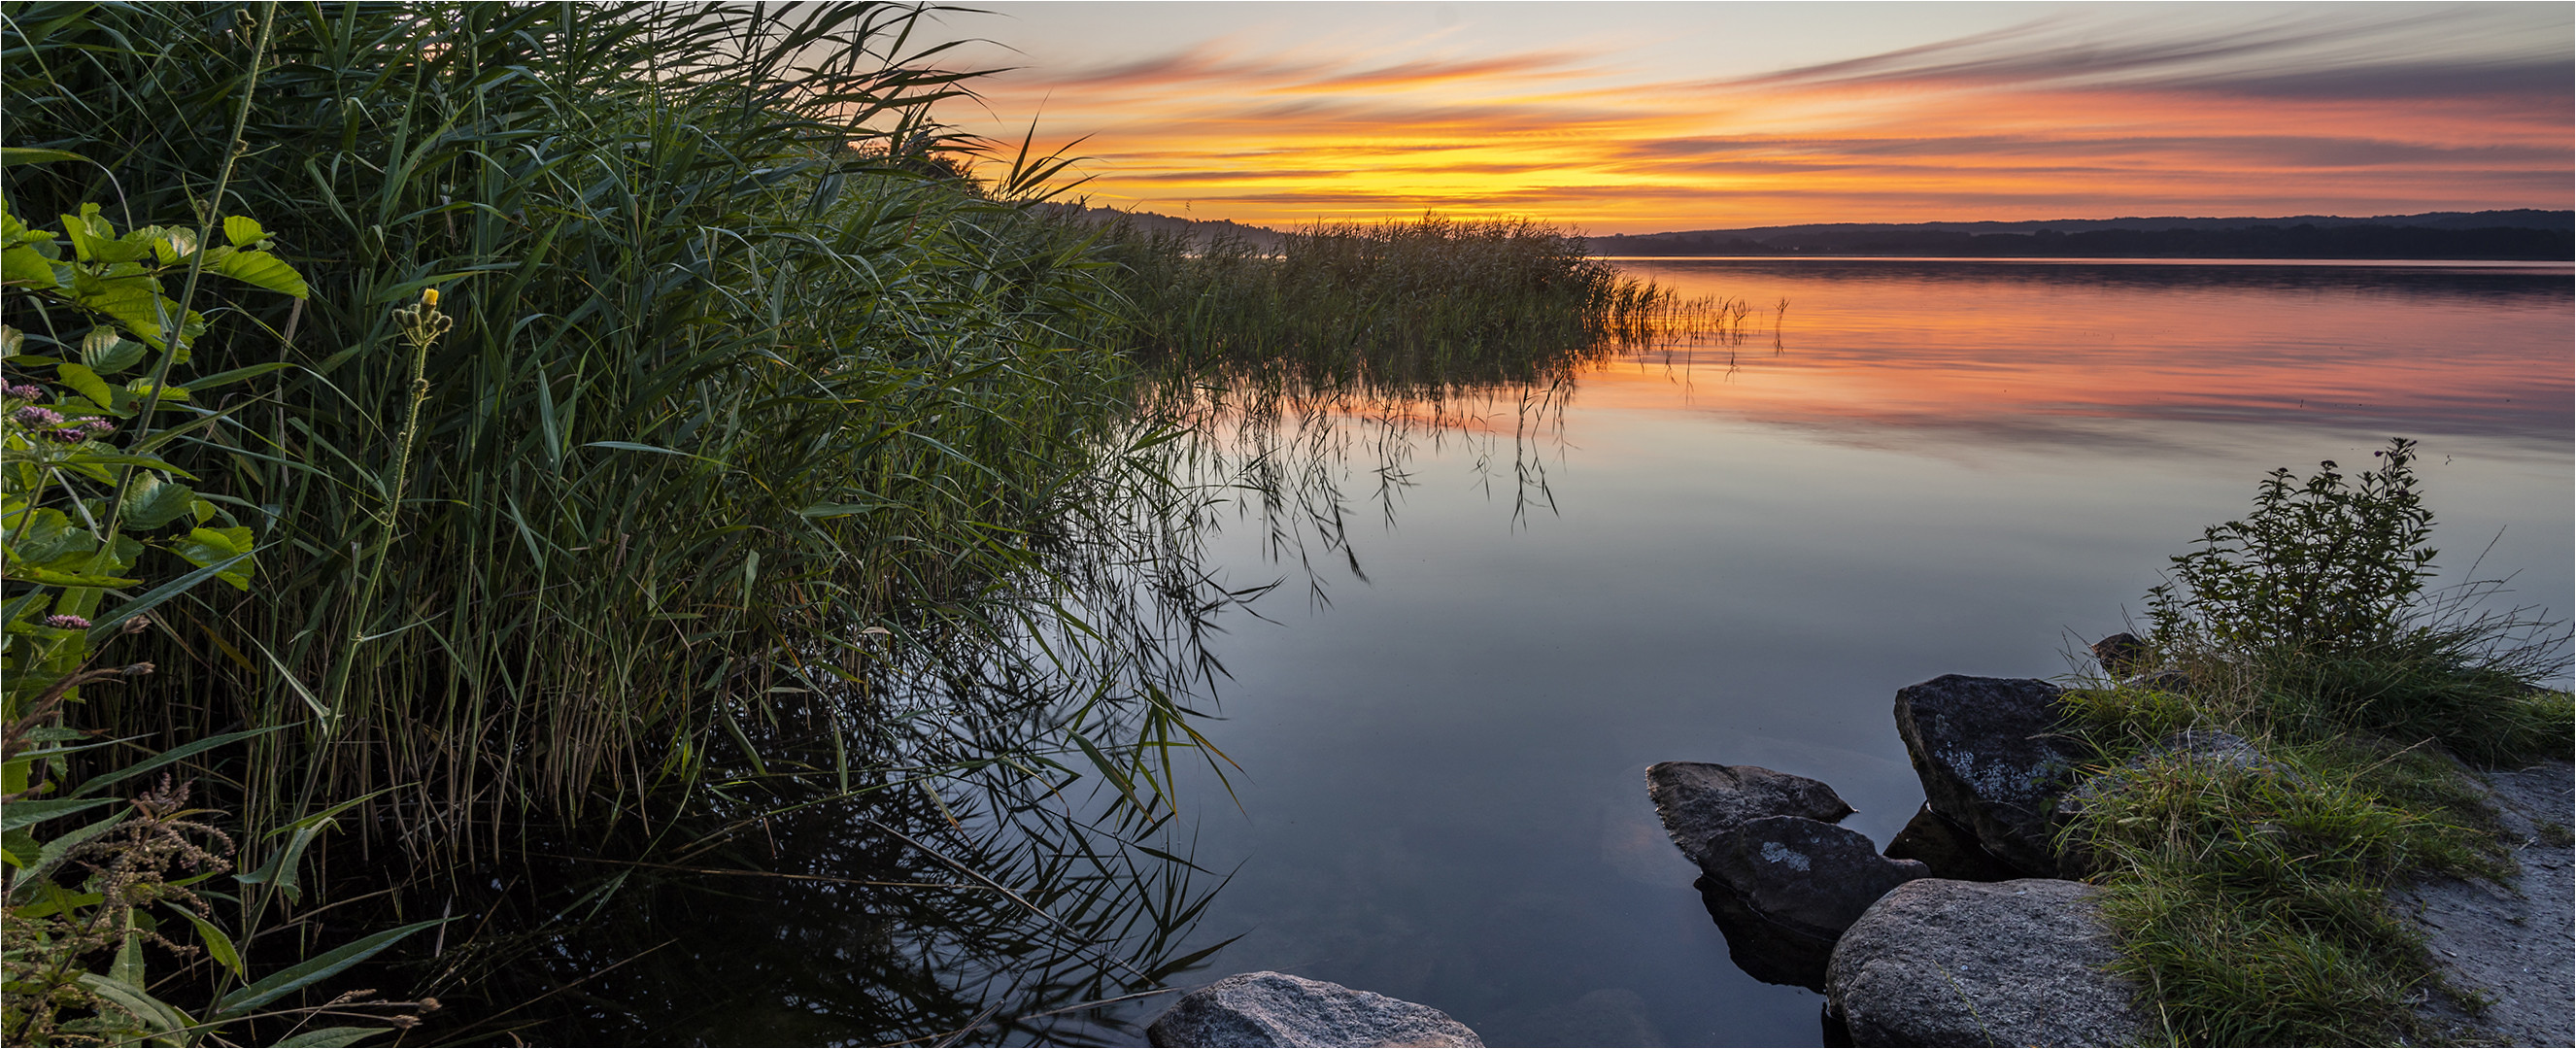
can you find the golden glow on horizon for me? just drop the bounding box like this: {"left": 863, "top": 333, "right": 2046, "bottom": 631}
{"left": 940, "top": 7, "right": 2573, "bottom": 232}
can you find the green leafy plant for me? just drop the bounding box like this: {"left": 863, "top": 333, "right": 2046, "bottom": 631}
{"left": 2147, "top": 438, "right": 2435, "bottom": 655}
{"left": 3, "top": 193, "right": 439, "bottom": 1044}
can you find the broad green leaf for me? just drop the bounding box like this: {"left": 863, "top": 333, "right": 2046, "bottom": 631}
{"left": 212, "top": 918, "right": 447, "bottom": 1016}
{"left": 82, "top": 328, "right": 147, "bottom": 375}
{"left": 208, "top": 248, "right": 308, "bottom": 299}
{"left": 65, "top": 266, "right": 190, "bottom": 353}
{"left": 8, "top": 507, "right": 94, "bottom": 564}
{"left": 55, "top": 361, "right": 116, "bottom": 410}
{"left": 1, "top": 245, "right": 56, "bottom": 288}
{"left": 122, "top": 474, "right": 196, "bottom": 529}
{"left": 68, "top": 210, "right": 153, "bottom": 266}
{"left": 221, "top": 215, "right": 265, "bottom": 248}
{"left": 0, "top": 796, "right": 116, "bottom": 832}
{"left": 125, "top": 379, "right": 189, "bottom": 402}
{"left": 172, "top": 526, "right": 255, "bottom": 590}
{"left": 273, "top": 1026, "right": 394, "bottom": 1047}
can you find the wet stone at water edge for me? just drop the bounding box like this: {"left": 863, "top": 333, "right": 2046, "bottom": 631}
{"left": 1147, "top": 971, "right": 1485, "bottom": 1047}
{"left": 1646, "top": 761, "right": 1856, "bottom": 867}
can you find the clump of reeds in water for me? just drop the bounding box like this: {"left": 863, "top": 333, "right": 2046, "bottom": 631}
{"left": 1097, "top": 215, "right": 1746, "bottom": 395}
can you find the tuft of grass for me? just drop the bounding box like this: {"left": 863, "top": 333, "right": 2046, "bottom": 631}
{"left": 2058, "top": 440, "right": 2570, "bottom": 1045}
{"left": 2063, "top": 712, "right": 2507, "bottom": 1045}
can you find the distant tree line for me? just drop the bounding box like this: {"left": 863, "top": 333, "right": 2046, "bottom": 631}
{"left": 1596, "top": 223, "right": 2573, "bottom": 260}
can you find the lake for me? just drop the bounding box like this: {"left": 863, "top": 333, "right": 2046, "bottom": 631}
{"left": 473, "top": 257, "right": 2571, "bottom": 1046}
{"left": 1127, "top": 257, "right": 2573, "bottom": 1047}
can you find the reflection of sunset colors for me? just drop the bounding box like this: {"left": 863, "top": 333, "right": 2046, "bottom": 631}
{"left": 934, "top": 3, "right": 2572, "bottom": 231}
{"left": 1580, "top": 261, "right": 2572, "bottom": 446}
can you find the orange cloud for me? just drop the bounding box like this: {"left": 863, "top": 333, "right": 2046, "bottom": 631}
{"left": 938, "top": 10, "right": 2571, "bottom": 231}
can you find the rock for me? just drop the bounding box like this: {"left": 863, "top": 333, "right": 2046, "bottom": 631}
{"left": 2396, "top": 760, "right": 2574, "bottom": 1047}
{"left": 1893, "top": 674, "right": 2085, "bottom": 875}
{"left": 1704, "top": 816, "right": 1931, "bottom": 941}
{"left": 2089, "top": 633, "right": 2150, "bottom": 677}
{"left": 1882, "top": 802, "right": 2021, "bottom": 882}
{"left": 1691, "top": 817, "right": 1930, "bottom": 992}
{"left": 1645, "top": 761, "right": 1854, "bottom": 867}
{"left": 1827, "top": 878, "right": 2148, "bottom": 1047}
{"left": 1694, "top": 874, "right": 1837, "bottom": 992}
{"left": 1146, "top": 971, "right": 1484, "bottom": 1048}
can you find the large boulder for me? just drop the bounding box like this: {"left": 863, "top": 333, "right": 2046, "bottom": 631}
{"left": 1893, "top": 675, "right": 2085, "bottom": 875}
{"left": 1646, "top": 761, "right": 1854, "bottom": 867}
{"left": 1147, "top": 972, "right": 1484, "bottom": 1047}
{"left": 1827, "top": 879, "right": 2147, "bottom": 1047}
{"left": 1705, "top": 816, "right": 1931, "bottom": 941}
{"left": 1881, "top": 802, "right": 2021, "bottom": 883}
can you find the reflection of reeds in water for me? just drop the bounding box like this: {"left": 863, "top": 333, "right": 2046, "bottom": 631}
{"left": 1102, "top": 217, "right": 1778, "bottom": 607}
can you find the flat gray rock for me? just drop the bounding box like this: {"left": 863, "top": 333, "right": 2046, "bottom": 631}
{"left": 1704, "top": 816, "right": 1929, "bottom": 941}
{"left": 1827, "top": 878, "right": 2147, "bottom": 1047}
{"left": 2395, "top": 760, "right": 2573, "bottom": 1048}
{"left": 1646, "top": 761, "right": 1854, "bottom": 867}
{"left": 1893, "top": 675, "right": 2085, "bottom": 875}
{"left": 1147, "top": 971, "right": 1484, "bottom": 1047}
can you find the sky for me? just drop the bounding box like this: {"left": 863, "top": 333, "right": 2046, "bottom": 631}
{"left": 914, "top": 2, "right": 2574, "bottom": 233}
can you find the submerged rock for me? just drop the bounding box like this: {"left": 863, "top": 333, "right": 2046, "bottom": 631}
{"left": 1704, "top": 816, "right": 1930, "bottom": 941}
{"left": 1690, "top": 817, "right": 1929, "bottom": 991}
{"left": 1827, "top": 878, "right": 2147, "bottom": 1047}
{"left": 1882, "top": 802, "right": 2021, "bottom": 883}
{"left": 1893, "top": 674, "right": 2085, "bottom": 875}
{"left": 1146, "top": 971, "right": 1484, "bottom": 1048}
{"left": 1645, "top": 761, "right": 1854, "bottom": 867}
{"left": 1695, "top": 874, "right": 1837, "bottom": 992}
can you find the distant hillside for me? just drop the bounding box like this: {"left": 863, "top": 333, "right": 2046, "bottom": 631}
{"left": 1036, "top": 203, "right": 1289, "bottom": 251}
{"left": 1591, "top": 211, "right": 2574, "bottom": 260}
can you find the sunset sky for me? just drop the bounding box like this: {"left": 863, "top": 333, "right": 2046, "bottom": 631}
{"left": 922, "top": 2, "right": 2574, "bottom": 233}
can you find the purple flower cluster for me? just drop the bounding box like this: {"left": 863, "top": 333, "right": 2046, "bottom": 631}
{"left": 13, "top": 405, "right": 64, "bottom": 427}
{"left": 44, "top": 614, "right": 90, "bottom": 630}
{"left": 4, "top": 384, "right": 42, "bottom": 399}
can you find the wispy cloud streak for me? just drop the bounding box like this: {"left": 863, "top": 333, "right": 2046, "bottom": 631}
{"left": 940, "top": 5, "right": 2572, "bottom": 229}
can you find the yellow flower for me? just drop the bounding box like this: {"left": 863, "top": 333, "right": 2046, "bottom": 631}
{"left": 422, "top": 288, "right": 440, "bottom": 308}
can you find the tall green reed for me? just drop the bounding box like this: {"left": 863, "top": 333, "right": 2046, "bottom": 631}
{"left": 2, "top": 1, "right": 1224, "bottom": 883}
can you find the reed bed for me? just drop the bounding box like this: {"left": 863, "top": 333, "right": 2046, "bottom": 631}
{"left": 3, "top": 0, "right": 1227, "bottom": 885}
{"left": 1099, "top": 216, "right": 1732, "bottom": 393}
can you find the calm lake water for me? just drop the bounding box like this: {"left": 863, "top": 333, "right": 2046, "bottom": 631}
{"left": 477, "top": 258, "right": 2571, "bottom": 1046}
{"left": 1122, "top": 258, "right": 2573, "bottom": 1047}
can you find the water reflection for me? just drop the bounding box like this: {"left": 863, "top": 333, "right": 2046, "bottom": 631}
{"left": 1137, "top": 258, "right": 2570, "bottom": 1048}
{"left": 1593, "top": 259, "right": 2572, "bottom": 451}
